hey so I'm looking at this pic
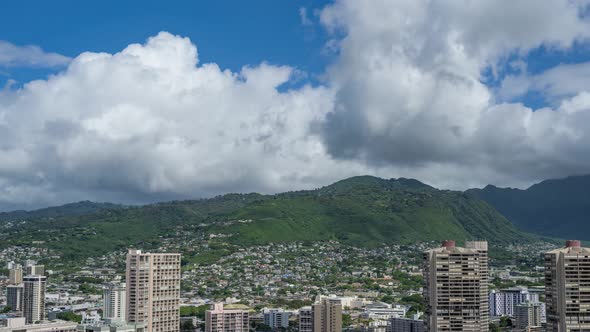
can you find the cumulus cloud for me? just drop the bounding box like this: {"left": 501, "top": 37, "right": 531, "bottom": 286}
{"left": 0, "top": 41, "right": 71, "bottom": 68}
{"left": 0, "top": 32, "right": 373, "bottom": 210}
{"left": 499, "top": 61, "right": 590, "bottom": 102}
{"left": 2, "top": 1, "right": 590, "bottom": 210}
{"left": 317, "top": 0, "right": 590, "bottom": 187}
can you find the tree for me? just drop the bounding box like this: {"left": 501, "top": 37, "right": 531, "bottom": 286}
{"left": 1, "top": 306, "right": 12, "bottom": 313}
{"left": 342, "top": 314, "right": 353, "bottom": 327}
{"left": 57, "top": 311, "right": 82, "bottom": 323}
{"left": 180, "top": 320, "right": 195, "bottom": 332}
{"left": 489, "top": 323, "right": 500, "bottom": 332}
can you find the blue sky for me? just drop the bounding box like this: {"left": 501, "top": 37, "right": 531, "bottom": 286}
{"left": 1, "top": 0, "right": 590, "bottom": 210}
{"left": 0, "top": 0, "right": 332, "bottom": 86}
{"left": 2, "top": 1, "right": 589, "bottom": 109}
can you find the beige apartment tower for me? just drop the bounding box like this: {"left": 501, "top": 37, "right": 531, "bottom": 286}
{"left": 312, "top": 298, "right": 342, "bottom": 332}
{"left": 23, "top": 275, "right": 46, "bottom": 324}
{"left": 103, "top": 282, "right": 126, "bottom": 320}
{"left": 423, "top": 240, "right": 489, "bottom": 332}
{"left": 205, "top": 303, "right": 250, "bottom": 332}
{"left": 545, "top": 240, "right": 590, "bottom": 332}
{"left": 9, "top": 267, "right": 23, "bottom": 284}
{"left": 515, "top": 302, "right": 543, "bottom": 331}
{"left": 126, "top": 249, "right": 181, "bottom": 332}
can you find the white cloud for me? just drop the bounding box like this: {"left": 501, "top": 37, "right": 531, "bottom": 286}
{"left": 0, "top": 32, "right": 370, "bottom": 209}
{"left": 499, "top": 61, "right": 590, "bottom": 102}
{"left": 299, "top": 7, "right": 313, "bottom": 27}
{"left": 2, "top": 1, "right": 590, "bottom": 210}
{"left": 0, "top": 41, "right": 71, "bottom": 68}
{"left": 317, "top": 0, "right": 590, "bottom": 187}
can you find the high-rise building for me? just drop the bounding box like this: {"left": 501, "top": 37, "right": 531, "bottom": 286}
{"left": 489, "top": 287, "right": 541, "bottom": 317}
{"left": 515, "top": 302, "right": 542, "bottom": 331}
{"left": 263, "top": 309, "right": 290, "bottom": 329}
{"left": 7, "top": 284, "right": 24, "bottom": 312}
{"left": 545, "top": 240, "right": 590, "bottom": 331}
{"left": 23, "top": 275, "right": 47, "bottom": 324}
{"left": 386, "top": 316, "right": 425, "bottom": 332}
{"left": 312, "top": 298, "right": 342, "bottom": 332}
{"left": 423, "top": 240, "right": 489, "bottom": 332}
{"left": 103, "top": 282, "right": 126, "bottom": 320}
{"left": 298, "top": 307, "right": 313, "bottom": 332}
{"left": 125, "top": 249, "right": 181, "bottom": 332}
{"left": 9, "top": 266, "right": 23, "bottom": 285}
{"left": 26, "top": 265, "right": 45, "bottom": 277}
{"left": 205, "top": 303, "right": 249, "bottom": 332}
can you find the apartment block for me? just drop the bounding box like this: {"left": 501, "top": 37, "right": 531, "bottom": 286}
{"left": 489, "top": 287, "right": 541, "bottom": 317}
{"left": 125, "top": 250, "right": 181, "bottom": 332}
{"left": 386, "top": 317, "right": 425, "bottom": 332}
{"left": 423, "top": 240, "right": 489, "bottom": 332}
{"left": 103, "top": 283, "right": 126, "bottom": 320}
{"left": 9, "top": 267, "right": 23, "bottom": 285}
{"left": 545, "top": 240, "right": 590, "bottom": 331}
{"left": 26, "top": 265, "right": 45, "bottom": 277}
{"left": 312, "top": 298, "right": 342, "bottom": 332}
{"left": 263, "top": 309, "right": 290, "bottom": 329}
{"left": 515, "top": 302, "right": 543, "bottom": 331}
{"left": 23, "top": 275, "right": 47, "bottom": 324}
{"left": 205, "top": 303, "right": 249, "bottom": 332}
{"left": 298, "top": 307, "right": 313, "bottom": 332}
{"left": 6, "top": 284, "right": 24, "bottom": 312}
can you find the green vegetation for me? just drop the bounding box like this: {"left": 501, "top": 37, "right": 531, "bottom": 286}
{"left": 180, "top": 305, "right": 209, "bottom": 319}
{"left": 399, "top": 294, "right": 424, "bottom": 316}
{"left": 467, "top": 174, "right": 590, "bottom": 240}
{"left": 57, "top": 311, "right": 82, "bottom": 323}
{"left": 2, "top": 176, "right": 531, "bottom": 262}
{"left": 78, "top": 283, "right": 101, "bottom": 294}
{"left": 342, "top": 314, "right": 352, "bottom": 327}
{"left": 215, "top": 176, "right": 526, "bottom": 247}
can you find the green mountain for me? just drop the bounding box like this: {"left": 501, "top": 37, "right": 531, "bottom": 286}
{"left": 0, "top": 201, "right": 122, "bottom": 223}
{"left": 1, "top": 176, "right": 527, "bottom": 261}
{"left": 467, "top": 174, "right": 590, "bottom": 240}
{"left": 211, "top": 176, "right": 524, "bottom": 246}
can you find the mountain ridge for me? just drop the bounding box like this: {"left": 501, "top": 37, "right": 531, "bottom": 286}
{"left": 0, "top": 176, "right": 528, "bottom": 262}
{"left": 467, "top": 174, "right": 590, "bottom": 240}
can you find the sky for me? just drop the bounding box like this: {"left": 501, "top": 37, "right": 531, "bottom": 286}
{"left": 1, "top": 0, "right": 590, "bottom": 211}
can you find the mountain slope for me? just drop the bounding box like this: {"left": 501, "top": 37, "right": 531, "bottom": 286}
{"left": 213, "top": 176, "right": 524, "bottom": 246}
{"left": 0, "top": 201, "right": 122, "bottom": 223}
{"left": 467, "top": 174, "right": 590, "bottom": 240}
{"left": 1, "top": 176, "right": 527, "bottom": 261}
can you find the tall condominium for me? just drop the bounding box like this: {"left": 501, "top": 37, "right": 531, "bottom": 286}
{"left": 26, "top": 265, "right": 45, "bottom": 277}
{"left": 103, "top": 282, "right": 126, "bottom": 320}
{"left": 423, "top": 240, "right": 489, "bottom": 332}
{"left": 205, "top": 303, "right": 249, "bottom": 332}
{"left": 23, "top": 275, "right": 47, "bottom": 324}
{"left": 298, "top": 307, "right": 313, "bottom": 332}
{"left": 6, "top": 284, "right": 24, "bottom": 312}
{"left": 263, "top": 309, "right": 290, "bottom": 329}
{"left": 9, "top": 266, "right": 23, "bottom": 285}
{"left": 312, "top": 298, "right": 342, "bottom": 332}
{"left": 545, "top": 240, "right": 590, "bottom": 331}
{"left": 125, "top": 249, "right": 181, "bottom": 332}
{"left": 489, "top": 286, "right": 541, "bottom": 317}
{"left": 387, "top": 317, "right": 425, "bottom": 332}
{"left": 515, "top": 302, "right": 543, "bottom": 331}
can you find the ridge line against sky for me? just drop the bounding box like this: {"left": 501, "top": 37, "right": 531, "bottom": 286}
{"left": 1, "top": 0, "right": 590, "bottom": 210}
